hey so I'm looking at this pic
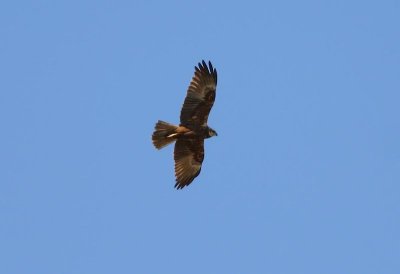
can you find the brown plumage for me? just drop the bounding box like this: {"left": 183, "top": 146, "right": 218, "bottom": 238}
{"left": 152, "top": 60, "right": 218, "bottom": 189}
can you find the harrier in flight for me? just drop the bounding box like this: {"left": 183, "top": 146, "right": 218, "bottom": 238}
{"left": 152, "top": 60, "right": 218, "bottom": 189}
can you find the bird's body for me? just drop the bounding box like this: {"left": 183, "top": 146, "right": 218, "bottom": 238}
{"left": 152, "top": 60, "right": 218, "bottom": 189}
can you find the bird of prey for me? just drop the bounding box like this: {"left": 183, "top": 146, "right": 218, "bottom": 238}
{"left": 152, "top": 60, "right": 218, "bottom": 189}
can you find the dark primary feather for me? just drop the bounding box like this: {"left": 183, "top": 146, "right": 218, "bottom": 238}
{"left": 174, "top": 138, "right": 205, "bottom": 189}
{"left": 180, "top": 60, "right": 217, "bottom": 127}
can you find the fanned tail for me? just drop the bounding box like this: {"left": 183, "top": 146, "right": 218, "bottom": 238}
{"left": 152, "top": 120, "right": 178, "bottom": 149}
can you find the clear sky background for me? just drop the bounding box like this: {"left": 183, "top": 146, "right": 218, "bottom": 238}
{"left": 1, "top": 1, "right": 399, "bottom": 273}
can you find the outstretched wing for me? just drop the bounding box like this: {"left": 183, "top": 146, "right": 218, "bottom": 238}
{"left": 174, "top": 138, "right": 205, "bottom": 189}
{"left": 180, "top": 60, "right": 217, "bottom": 128}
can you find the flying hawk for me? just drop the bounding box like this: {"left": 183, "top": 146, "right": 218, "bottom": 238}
{"left": 152, "top": 60, "right": 218, "bottom": 189}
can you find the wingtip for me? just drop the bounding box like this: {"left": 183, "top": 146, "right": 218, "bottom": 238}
{"left": 197, "top": 60, "right": 215, "bottom": 73}
{"left": 194, "top": 60, "right": 217, "bottom": 84}
{"left": 174, "top": 183, "right": 185, "bottom": 190}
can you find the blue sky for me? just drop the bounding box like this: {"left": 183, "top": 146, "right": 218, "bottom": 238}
{"left": 1, "top": 1, "right": 399, "bottom": 273}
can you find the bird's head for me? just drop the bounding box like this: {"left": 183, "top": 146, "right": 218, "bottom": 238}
{"left": 207, "top": 127, "right": 218, "bottom": 138}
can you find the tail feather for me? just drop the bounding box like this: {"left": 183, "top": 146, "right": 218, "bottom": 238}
{"left": 152, "top": 120, "right": 178, "bottom": 149}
